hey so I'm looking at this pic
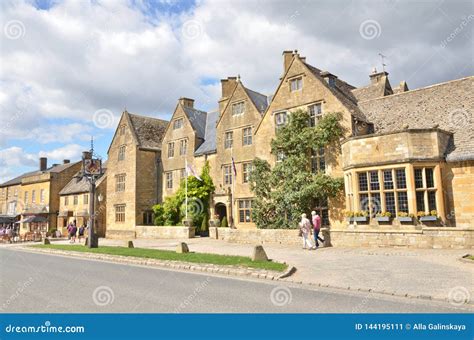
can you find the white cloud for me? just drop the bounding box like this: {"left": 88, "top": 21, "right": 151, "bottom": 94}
{"left": 38, "top": 143, "right": 84, "bottom": 162}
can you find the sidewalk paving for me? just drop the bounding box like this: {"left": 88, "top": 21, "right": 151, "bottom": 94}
{"left": 33, "top": 237, "right": 474, "bottom": 303}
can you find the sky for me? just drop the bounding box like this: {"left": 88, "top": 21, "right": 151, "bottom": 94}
{"left": 0, "top": 0, "right": 472, "bottom": 183}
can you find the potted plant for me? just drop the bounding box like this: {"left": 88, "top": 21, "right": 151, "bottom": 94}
{"left": 397, "top": 212, "right": 415, "bottom": 223}
{"left": 375, "top": 212, "right": 392, "bottom": 222}
{"left": 353, "top": 211, "right": 369, "bottom": 223}
{"left": 419, "top": 210, "right": 438, "bottom": 222}
{"left": 345, "top": 210, "right": 355, "bottom": 222}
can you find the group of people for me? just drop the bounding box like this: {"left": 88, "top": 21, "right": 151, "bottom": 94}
{"left": 299, "top": 211, "right": 324, "bottom": 250}
{"left": 66, "top": 221, "right": 86, "bottom": 243}
{"left": 0, "top": 226, "right": 14, "bottom": 239}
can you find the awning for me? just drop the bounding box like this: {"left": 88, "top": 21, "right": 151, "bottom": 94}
{"left": 16, "top": 216, "right": 48, "bottom": 224}
{"left": 0, "top": 215, "right": 15, "bottom": 223}
{"left": 58, "top": 211, "right": 69, "bottom": 217}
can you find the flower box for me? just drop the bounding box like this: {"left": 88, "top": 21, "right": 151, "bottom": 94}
{"left": 419, "top": 216, "right": 438, "bottom": 222}
{"left": 375, "top": 216, "right": 391, "bottom": 222}
{"left": 353, "top": 216, "right": 369, "bottom": 223}
{"left": 398, "top": 216, "right": 414, "bottom": 223}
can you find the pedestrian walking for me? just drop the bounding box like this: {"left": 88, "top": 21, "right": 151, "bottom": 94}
{"left": 68, "top": 223, "right": 77, "bottom": 243}
{"left": 311, "top": 211, "right": 324, "bottom": 248}
{"left": 299, "top": 213, "right": 315, "bottom": 250}
{"left": 78, "top": 225, "right": 85, "bottom": 242}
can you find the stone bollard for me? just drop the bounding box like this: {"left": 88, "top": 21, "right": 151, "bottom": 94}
{"left": 127, "top": 241, "right": 134, "bottom": 248}
{"left": 176, "top": 242, "right": 189, "bottom": 254}
{"left": 43, "top": 238, "right": 50, "bottom": 245}
{"left": 251, "top": 245, "right": 268, "bottom": 261}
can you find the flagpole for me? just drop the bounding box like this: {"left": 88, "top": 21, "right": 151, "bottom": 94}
{"left": 231, "top": 147, "right": 235, "bottom": 228}
{"left": 185, "top": 158, "right": 188, "bottom": 220}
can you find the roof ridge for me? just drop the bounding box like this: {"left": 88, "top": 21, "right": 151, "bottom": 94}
{"left": 128, "top": 112, "right": 169, "bottom": 124}
{"left": 358, "top": 75, "right": 474, "bottom": 103}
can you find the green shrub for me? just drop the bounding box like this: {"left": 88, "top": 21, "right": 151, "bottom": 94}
{"left": 201, "top": 214, "right": 209, "bottom": 232}
{"left": 152, "top": 204, "right": 165, "bottom": 226}
{"left": 220, "top": 216, "right": 228, "bottom": 228}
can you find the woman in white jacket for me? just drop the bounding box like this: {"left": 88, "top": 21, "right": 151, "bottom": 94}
{"left": 299, "top": 213, "right": 315, "bottom": 250}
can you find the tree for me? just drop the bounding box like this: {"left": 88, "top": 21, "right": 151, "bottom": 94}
{"left": 152, "top": 161, "right": 215, "bottom": 227}
{"left": 250, "top": 109, "right": 345, "bottom": 229}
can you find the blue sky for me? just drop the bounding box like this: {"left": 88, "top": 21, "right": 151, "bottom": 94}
{"left": 0, "top": 0, "right": 472, "bottom": 182}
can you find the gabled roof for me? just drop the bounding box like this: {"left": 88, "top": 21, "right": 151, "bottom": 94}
{"left": 0, "top": 162, "right": 80, "bottom": 188}
{"left": 182, "top": 106, "right": 208, "bottom": 139}
{"left": 59, "top": 162, "right": 107, "bottom": 196}
{"left": 352, "top": 75, "right": 393, "bottom": 102}
{"left": 243, "top": 87, "right": 269, "bottom": 114}
{"left": 127, "top": 112, "right": 169, "bottom": 151}
{"left": 195, "top": 110, "right": 218, "bottom": 156}
{"left": 358, "top": 76, "right": 474, "bottom": 162}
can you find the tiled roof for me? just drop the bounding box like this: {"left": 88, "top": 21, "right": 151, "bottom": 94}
{"left": 352, "top": 80, "right": 391, "bottom": 102}
{"left": 194, "top": 110, "right": 218, "bottom": 156}
{"left": 59, "top": 163, "right": 107, "bottom": 195}
{"left": 182, "top": 106, "right": 208, "bottom": 139}
{"left": 303, "top": 62, "right": 369, "bottom": 122}
{"left": 358, "top": 76, "right": 474, "bottom": 162}
{"left": 244, "top": 87, "right": 269, "bottom": 114}
{"left": 128, "top": 113, "right": 169, "bottom": 150}
{"left": 0, "top": 162, "right": 80, "bottom": 188}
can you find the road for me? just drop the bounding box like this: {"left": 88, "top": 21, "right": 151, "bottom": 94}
{"left": 0, "top": 248, "right": 471, "bottom": 313}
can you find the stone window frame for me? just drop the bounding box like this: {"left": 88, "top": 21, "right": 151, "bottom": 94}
{"left": 40, "top": 189, "right": 45, "bottom": 204}
{"left": 180, "top": 168, "right": 186, "bottom": 181}
{"left": 223, "top": 165, "right": 233, "bottom": 185}
{"left": 311, "top": 147, "right": 325, "bottom": 174}
{"left": 31, "top": 190, "right": 36, "bottom": 204}
{"left": 308, "top": 103, "right": 322, "bottom": 127}
{"left": 356, "top": 168, "right": 409, "bottom": 217}
{"left": 173, "top": 118, "right": 184, "bottom": 130}
{"left": 179, "top": 139, "right": 188, "bottom": 156}
{"left": 289, "top": 76, "right": 303, "bottom": 92}
{"left": 242, "top": 127, "right": 252, "bottom": 146}
{"left": 24, "top": 191, "right": 29, "bottom": 208}
{"left": 118, "top": 145, "right": 126, "bottom": 161}
{"left": 232, "top": 101, "right": 245, "bottom": 116}
{"left": 119, "top": 125, "right": 126, "bottom": 136}
{"left": 238, "top": 199, "right": 253, "bottom": 223}
{"left": 274, "top": 111, "right": 288, "bottom": 130}
{"left": 224, "top": 131, "right": 233, "bottom": 149}
{"left": 143, "top": 211, "right": 154, "bottom": 225}
{"left": 313, "top": 197, "right": 330, "bottom": 226}
{"left": 64, "top": 196, "right": 68, "bottom": 206}
{"left": 73, "top": 195, "right": 78, "bottom": 205}
{"left": 414, "top": 167, "right": 437, "bottom": 214}
{"left": 167, "top": 142, "right": 175, "bottom": 158}
{"left": 242, "top": 162, "right": 252, "bottom": 183}
{"left": 166, "top": 172, "right": 173, "bottom": 189}
{"left": 115, "top": 174, "right": 126, "bottom": 192}
{"left": 83, "top": 193, "right": 89, "bottom": 205}
{"left": 115, "top": 204, "right": 126, "bottom": 223}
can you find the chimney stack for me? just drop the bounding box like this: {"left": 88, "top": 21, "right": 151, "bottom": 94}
{"left": 219, "top": 77, "right": 238, "bottom": 114}
{"left": 282, "top": 50, "right": 293, "bottom": 74}
{"left": 39, "top": 157, "right": 47, "bottom": 171}
{"left": 178, "top": 97, "right": 194, "bottom": 108}
{"left": 369, "top": 69, "right": 389, "bottom": 85}
{"left": 63, "top": 159, "right": 70, "bottom": 164}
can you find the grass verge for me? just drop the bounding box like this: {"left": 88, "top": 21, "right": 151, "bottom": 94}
{"left": 32, "top": 244, "right": 287, "bottom": 272}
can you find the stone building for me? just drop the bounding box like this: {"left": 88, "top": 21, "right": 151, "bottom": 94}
{"left": 58, "top": 165, "right": 107, "bottom": 236}
{"left": 0, "top": 158, "right": 81, "bottom": 234}
{"left": 105, "top": 111, "right": 168, "bottom": 239}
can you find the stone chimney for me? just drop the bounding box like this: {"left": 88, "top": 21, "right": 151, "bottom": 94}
{"left": 219, "top": 77, "right": 238, "bottom": 113}
{"left": 63, "top": 159, "right": 70, "bottom": 164}
{"left": 82, "top": 151, "right": 92, "bottom": 160}
{"left": 39, "top": 157, "right": 47, "bottom": 171}
{"left": 369, "top": 68, "right": 389, "bottom": 85}
{"left": 282, "top": 50, "right": 293, "bottom": 74}
{"left": 179, "top": 97, "right": 194, "bottom": 108}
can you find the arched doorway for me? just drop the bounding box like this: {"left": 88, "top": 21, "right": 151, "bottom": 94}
{"left": 215, "top": 203, "right": 227, "bottom": 223}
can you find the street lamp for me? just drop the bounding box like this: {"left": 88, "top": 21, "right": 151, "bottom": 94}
{"left": 81, "top": 139, "right": 103, "bottom": 248}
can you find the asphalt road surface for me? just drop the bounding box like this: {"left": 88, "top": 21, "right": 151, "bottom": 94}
{"left": 0, "top": 248, "right": 471, "bottom": 313}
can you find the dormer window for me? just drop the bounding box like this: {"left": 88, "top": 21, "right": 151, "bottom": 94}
{"left": 290, "top": 77, "right": 303, "bottom": 91}
{"left": 232, "top": 101, "right": 245, "bottom": 116}
{"left": 173, "top": 118, "right": 184, "bottom": 130}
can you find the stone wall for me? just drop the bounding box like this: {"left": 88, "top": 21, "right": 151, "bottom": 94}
{"left": 135, "top": 226, "right": 196, "bottom": 239}
{"left": 211, "top": 227, "right": 474, "bottom": 249}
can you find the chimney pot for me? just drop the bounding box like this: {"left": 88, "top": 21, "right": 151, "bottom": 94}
{"left": 179, "top": 97, "right": 194, "bottom": 108}
{"left": 39, "top": 157, "right": 47, "bottom": 171}
{"left": 369, "top": 70, "right": 389, "bottom": 85}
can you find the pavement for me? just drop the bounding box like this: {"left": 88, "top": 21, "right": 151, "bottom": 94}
{"left": 36, "top": 237, "right": 474, "bottom": 303}
{"left": 0, "top": 248, "right": 471, "bottom": 313}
